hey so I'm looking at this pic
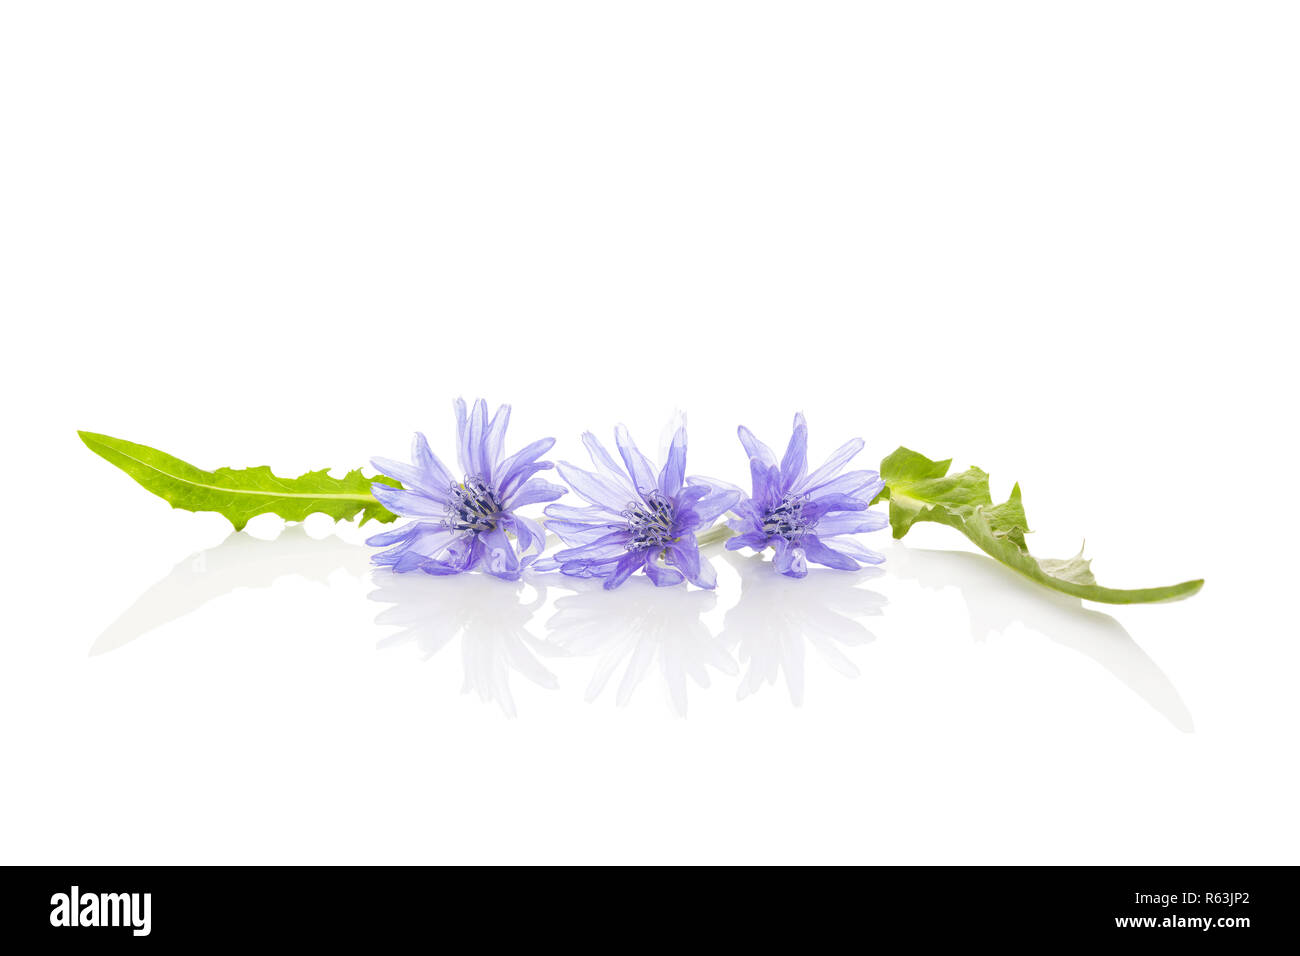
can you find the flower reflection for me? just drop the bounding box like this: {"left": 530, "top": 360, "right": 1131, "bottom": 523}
{"left": 543, "top": 574, "right": 735, "bottom": 715}
{"left": 718, "top": 551, "right": 886, "bottom": 705}
{"left": 369, "top": 570, "right": 559, "bottom": 718}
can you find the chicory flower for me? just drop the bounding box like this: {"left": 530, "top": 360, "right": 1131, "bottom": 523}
{"left": 366, "top": 399, "right": 565, "bottom": 580}
{"left": 726, "top": 413, "right": 887, "bottom": 577}
{"left": 539, "top": 417, "right": 739, "bottom": 589}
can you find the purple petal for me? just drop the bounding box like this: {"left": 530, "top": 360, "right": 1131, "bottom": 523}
{"left": 411, "top": 432, "right": 457, "bottom": 489}
{"left": 798, "top": 437, "right": 865, "bottom": 494}
{"left": 390, "top": 552, "right": 454, "bottom": 574}
{"left": 725, "top": 530, "right": 770, "bottom": 552}
{"left": 799, "top": 534, "right": 859, "bottom": 571}
{"left": 749, "top": 457, "right": 778, "bottom": 507}
{"left": 497, "top": 437, "right": 557, "bottom": 498}
{"left": 687, "top": 475, "right": 743, "bottom": 521}
{"left": 828, "top": 537, "right": 886, "bottom": 565}
{"left": 666, "top": 536, "right": 716, "bottom": 588}
{"left": 615, "top": 424, "right": 658, "bottom": 495}
{"left": 498, "top": 461, "right": 553, "bottom": 500}
{"left": 365, "top": 520, "right": 422, "bottom": 548}
{"left": 369, "top": 457, "right": 452, "bottom": 502}
{"left": 604, "top": 550, "right": 648, "bottom": 589}
{"left": 856, "top": 475, "right": 886, "bottom": 501}
{"left": 369, "top": 522, "right": 458, "bottom": 564}
{"left": 483, "top": 403, "right": 511, "bottom": 480}
{"left": 672, "top": 508, "right": 702, "bottom": 535}
{"left": 508, "top": 514, "right": 546, "bottom": 556}
{"left": 658, "top": 425, "right": 687, "bottom": 496}
{"left": 453, "top": 398, "right": 470, "bottom": 475}
{"left": 690, "top": 482, "right": 741, "bottom": 524}
{"left": 556, "top": 461, "right": 636, "bottom": 512}
{"left": 688, "top": 555, "right": 717, "bottom": 589}
{"left": 666, "top": 536, "right": 701, "bottom": 580}
{"left": 506, "top": 478, "right": 566, "bottom": 508}
{"left": 580, "top": 431, "right": 630, "bottom": 484}
{"left": 466, "top": 399, "right": 489, "bottom": 477}
{"left": 544, "top": 502, "right": 616, "bottom": 523}
{"left": 644, "top": 554, "right": 685, "bottom": 587}
{"left": 772, "top": 538, "right": 809, "bottom": 578}
{"left": 730, "top": 498, "right": 762, "bottom": 524}
{"left": 479, "top": 526, "right": 522, "bottom": 580}
{"left": 559, "top": 555, "right": 624, "bottom": 578}
{"left": 389, "top": 529, "right": 475, "bottom": 574}
{"left": 460, "top": 535, "right": 486, "bottom": 573}
{"left": 545, "top": 518, "right": 618, "bottom": 546}
{"left": 371, "top": 482, "right": 450, "bottom": 518}
{"left": 808, "top": 469, "right": 883, "bottom": 499}
{"left": 554, "top": 529, "right": 632, "bottom": 562}
{"left": 675, "top": 484, "right": 709, "bottom": 507}
{"left": 815, "top": 510, "right": 889, "bottom": 535}
{"left": 779, "top": 413, "right": 808, "bottom": 492}
{"left": 737, "top": 425, "right": 778, "bottom": 468}
{"left": 370, "top": 524, "right": 457, "bottom": 568}
{"left": 801, "top": 493, "right": 869, "bottom": 523}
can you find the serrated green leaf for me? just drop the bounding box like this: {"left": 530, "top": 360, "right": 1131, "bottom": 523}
{"left": 879, "top": 446, "right": 1202, "bottom": 604}
{"left": 872, "top": 446, "right": 952, "bottom": 504}
{"left": 880, "top": 445, "right": 954, "bottom": 484}
{"left": 80, "top": 431, "right": 401, "bottom": 531}
{"left": 886, "top": 466, "right": 991, "bottom": 536}
{"left": 982, "top": 482, "right": 1030, "bottom": 550}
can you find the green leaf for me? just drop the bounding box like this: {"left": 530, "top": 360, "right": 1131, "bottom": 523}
{"left": 79, "top": 431, "right": 401, "bottom": 531}
{"left": 879, "top": 446, "right": 954, "bottom": 485}
{"left": 879, "top": 446, "right": 1202, "bottom": 604}
{"left": 871, "top": 446, "right": 952, "bottom": 505}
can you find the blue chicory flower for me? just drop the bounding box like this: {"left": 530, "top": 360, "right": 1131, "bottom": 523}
{"left": 366, "top": 399, "right": 565, "bottom": 580}
{"left": 726, "top": 413, "right": 887, "bottom": 577}
{"left": 538, "top": 416, "right": 740, "bottom": 589}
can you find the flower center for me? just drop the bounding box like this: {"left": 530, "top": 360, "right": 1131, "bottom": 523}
{"left": 762, "top": 493, "right": 814, "bottom": 540}
{"left": 445, "top": 475, "right": 503, "bottom": 533}
{"left": 623, "top": 490, "right": 676, "bottom": 551}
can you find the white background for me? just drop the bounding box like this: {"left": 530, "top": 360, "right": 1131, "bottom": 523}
{"left": 1, "top": 2, "right": 1296, "bottom": 864}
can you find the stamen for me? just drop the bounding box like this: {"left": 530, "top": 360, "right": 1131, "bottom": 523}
{"left": 444, "top": 474, "right": 503, "bottom": 533}
{"left": 623, "top": 490, "right": 676, "bottom": 551}
{"left": 762, "top": 492, "right": 814, "bottom": 540}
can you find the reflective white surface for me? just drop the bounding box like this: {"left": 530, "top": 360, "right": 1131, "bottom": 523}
{"left": 6, "top": 514, "right": 1288, "bottom": 863}
{"left": 84, "top": 530, "right": 1199, "bottom": 731}
{"left": 2, "top": 3, "right": 1296, "bottom": 864}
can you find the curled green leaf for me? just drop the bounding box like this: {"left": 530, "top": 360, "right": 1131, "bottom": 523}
{"left": 79, "top": 431, "right": 400, "bottom": 531}
{"left": 878, "top": 446, "right": 1202, "bottom": 604}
